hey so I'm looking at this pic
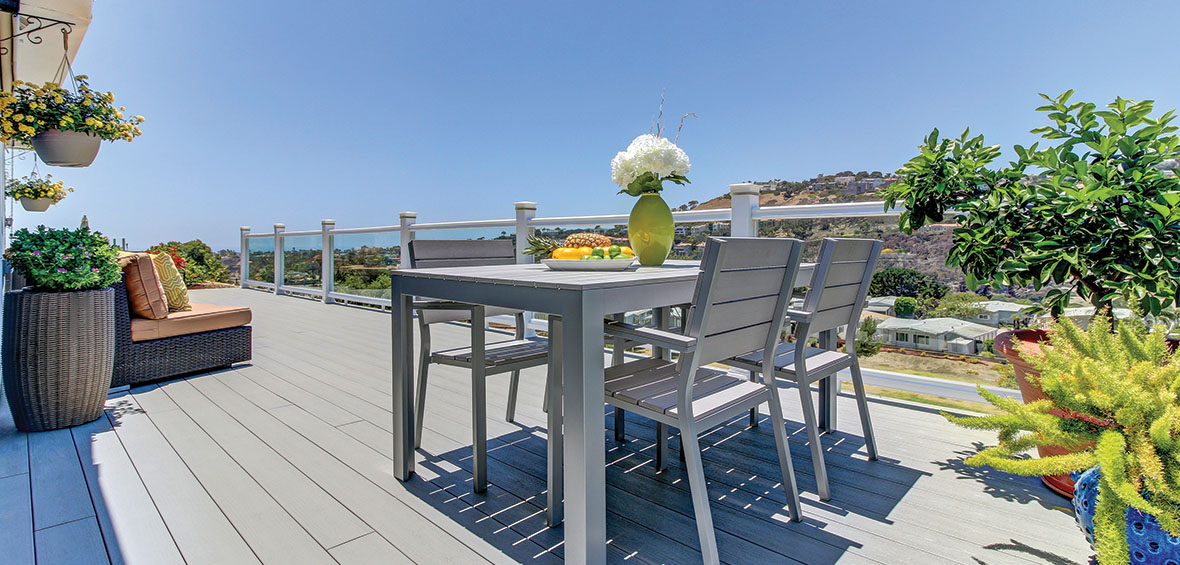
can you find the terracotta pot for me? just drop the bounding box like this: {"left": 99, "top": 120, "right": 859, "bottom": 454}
{"left": 19, "top": 197, "right": 53, "bottom": 212}
{"left": 31, "top": 129, "right": 101, "bottom": 167}
{"left": 994, "top": 329, "right": 1080, "bottom": 498}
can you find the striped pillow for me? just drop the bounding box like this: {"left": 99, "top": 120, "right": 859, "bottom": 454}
{"left": 150, "top": 253, "right": 191, "bottom": 312}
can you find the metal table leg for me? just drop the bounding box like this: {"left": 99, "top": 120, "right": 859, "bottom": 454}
{"left": 391, "top": 279, "right": 416, "bottom": 480}
{"left": 561, "top": 294, "right": 607, "bottom": 564}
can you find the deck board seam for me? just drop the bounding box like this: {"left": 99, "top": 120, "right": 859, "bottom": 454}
{"left": 127, "top": 389, "right": 267, "bottom": 565}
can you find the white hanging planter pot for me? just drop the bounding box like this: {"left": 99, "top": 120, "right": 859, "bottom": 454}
{"left": 30, "top": 129, "right": 101, "bottom": 168}
{"left": 19, "top": 197, "right": 54, "bottom": 212}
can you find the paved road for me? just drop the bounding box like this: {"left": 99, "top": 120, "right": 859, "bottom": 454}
{"left": 855, "top": 366, "right": 1022, "bottom": 403}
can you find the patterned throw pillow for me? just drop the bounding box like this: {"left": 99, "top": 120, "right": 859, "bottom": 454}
{"left": 150, "top": 253, "right": 191, "bottom": 311}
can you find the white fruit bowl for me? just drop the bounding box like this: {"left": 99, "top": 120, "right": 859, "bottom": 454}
{"left": 542, "top": 258, "right": 637, "bottom": 271}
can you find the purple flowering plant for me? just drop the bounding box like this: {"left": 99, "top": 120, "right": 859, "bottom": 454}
{"left": 4, "top": 225, "right": 120, "bottom": 291}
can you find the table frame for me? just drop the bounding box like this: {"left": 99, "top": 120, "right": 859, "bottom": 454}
{"left": 390, "top": 262, "right": 830, "bottom": 564}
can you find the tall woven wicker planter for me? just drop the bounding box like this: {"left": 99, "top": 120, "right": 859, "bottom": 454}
{"left": 2, "top": 287, "right": 115, "bottom": 432}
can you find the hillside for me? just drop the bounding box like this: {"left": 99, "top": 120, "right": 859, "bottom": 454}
{"left": 672, "top": 175, "right": 1042, "bottom": 301}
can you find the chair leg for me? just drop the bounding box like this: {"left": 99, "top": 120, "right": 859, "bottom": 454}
{"left": 764, "top": 387, "right": 803, "bottom": 522}
{"left": 748, "top": 370, "right": 760, "bottom": 428}
{"left": 546, "top": 316, "right": 564, "bottom": 527}
{"left": 681, "top": 425, "right": 720, "bottom": 565}
{"left": 414, "top": 324, "right": 432, "bottom": 450}
{"left": 849, "top": 357, "right": 878, "bottom": 461}
{"left": 611, "top": 313, "right": 626, "bottom": 442}
{"left": 506, "top": 370, "right": 520, "bottom": 423}
{"left": 654, "top": 421, "right": 668, "bottom": 472}
{"left": 795, "top": 378, "right": 831, "bottom": 500}
{"left": 614, "top": 407, "right": 627, "bottom": 443}
{"left": 471, "top": 308, "right": 488, "bottom": 493}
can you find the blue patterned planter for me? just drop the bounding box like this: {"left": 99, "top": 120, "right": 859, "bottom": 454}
{"left": 1073, "top": 467, "right": 1180, "bottom": 563}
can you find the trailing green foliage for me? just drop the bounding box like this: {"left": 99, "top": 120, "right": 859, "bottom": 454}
{"left": 883, "top": 92, "right": 1180, "bottom": 318}
{"left": 4, "top": 226, "right": 121, "bottom": 291}
{"left": 945, "top": 316, "right": 1180, "bottom": 564}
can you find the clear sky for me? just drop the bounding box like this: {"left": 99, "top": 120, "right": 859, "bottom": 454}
{"left": 15, "top": 1, "right": 1180, "bottom": 250}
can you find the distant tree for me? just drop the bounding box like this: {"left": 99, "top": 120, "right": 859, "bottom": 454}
{"left": 855, "top": 171, "right": 869, "bottom": 178}
{"left": 870, "top": 171, "right": 883, "bottom": 177}
{"left": 687, "top": 200, "right": 699, "bottom": 209}
{"left": 854, "top": 318, "right": 882, "bottom": 358}
{"left": 893, "top": 296, "right": 919, "bottom": 318}
{"left": 930, "top": 292, "right": 988, "bottom": 319}
{"left": 869, "top": 267, "right": 949, "bottom": 300}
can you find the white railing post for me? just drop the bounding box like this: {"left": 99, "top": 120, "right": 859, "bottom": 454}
{"left": 273, "top": 223, "right": 285, "bottom": 295}
{"left": 239, "top": 226, "right": 250, "bottom": 289}
{"left": 321, "top": 219, "right": 335, "bottom": 304}
{"left": 514, "top": 201, "right": 537, "bottom": 264}
{"left": 398, "top": 212, "right": 417, "bottom": 268}
{"left": 515, "top": 201, "right": 538, "bottom": 337}
{"left": 729, "top": 183, "right": 760, "bottom": 237}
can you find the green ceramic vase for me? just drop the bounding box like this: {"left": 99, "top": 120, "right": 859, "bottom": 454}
{"left": 627, "top": 193, "right": 675, "bottom": 266}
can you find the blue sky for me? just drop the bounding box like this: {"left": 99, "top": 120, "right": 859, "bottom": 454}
{"left": 16, "top": 1, "right": 1180, "bottom": 250}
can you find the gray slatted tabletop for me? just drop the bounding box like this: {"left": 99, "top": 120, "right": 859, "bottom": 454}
{"left": 390, "top": 260, "right": 816, "bottom": 565}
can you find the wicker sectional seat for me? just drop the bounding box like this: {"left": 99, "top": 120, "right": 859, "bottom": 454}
{"left": 111, "top": 281, "right": 252, "bottom": 387}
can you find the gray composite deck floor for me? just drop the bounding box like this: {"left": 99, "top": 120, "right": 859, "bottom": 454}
{"left": 0, "top": 287, "right": 1092, "bottom": 564}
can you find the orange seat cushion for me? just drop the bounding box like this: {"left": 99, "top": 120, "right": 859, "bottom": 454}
{"left": 130, "top": 303, "right": 252, "bottom": 342}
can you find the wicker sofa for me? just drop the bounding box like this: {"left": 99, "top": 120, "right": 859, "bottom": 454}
{"left": 111, "top": 281, "right": 252, "bottom": 387}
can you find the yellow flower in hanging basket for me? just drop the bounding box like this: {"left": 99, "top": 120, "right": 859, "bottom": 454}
{"left": 4, "top": 173, "right": 74, "bottom": 203}
{"left": 0, "top": 76, "right": 145, "bottom": 145}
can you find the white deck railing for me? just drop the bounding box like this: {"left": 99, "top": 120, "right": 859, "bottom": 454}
{"left": 235, "top": 182, "right": 1023, "bottom": 404}
{"left": 238, "top": 182, "right": 904, "bottom": 308}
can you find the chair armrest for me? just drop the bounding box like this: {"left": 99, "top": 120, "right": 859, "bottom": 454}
{"left": 785, "top": 308, "right": 812, "bottom": 323}
{"left": 604, "top": 322, "right": 696, "bottom": 352}
{"left": 412, "top": 300, "right": 480, "bottom": 312}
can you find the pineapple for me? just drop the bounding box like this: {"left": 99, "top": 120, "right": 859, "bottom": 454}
{"left": 562, "top": 232, "right": 612, "bottom": 249}
{"left": 523, "top": 232, "right": 615, "bottom": 259}
{"left": 524, "top": 234, "right": 563, "bottom": 258}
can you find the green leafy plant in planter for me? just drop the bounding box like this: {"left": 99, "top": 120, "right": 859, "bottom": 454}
{"left": 2, "top": 226, "right": 121, "bottom": 432}
{"left": 882, "top": 91, "right": 1180, "bottom": 318}
{"left": 4, "top": 225, "right": 121, "bottom": 290}
{"left": 948, "top": 316, "right": 1180, "bottom": 564}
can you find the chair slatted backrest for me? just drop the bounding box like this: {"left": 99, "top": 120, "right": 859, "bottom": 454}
{"left": 798, "top": 238, "right": 882, "bottom": 337}
{"left": 407, "top": 239, "right": 516, "bottom": 269}
{"left": 408, "top": 240, "right": 519, "bottom": 324}
{"left": 685, "top": 237, "right": 806, "bottom": 366}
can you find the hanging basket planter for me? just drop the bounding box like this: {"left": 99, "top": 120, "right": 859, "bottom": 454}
{"left": 0, "top": 76, "right": 144, "bottom": 168}
{"left": 19, "top": 197, "right": 54, "bottom": 212}
{"left": 30, "top": 129, "right": 101, "bottom": 167}
{"left": 5, "top": 172, "right": 74, "bottom": 212}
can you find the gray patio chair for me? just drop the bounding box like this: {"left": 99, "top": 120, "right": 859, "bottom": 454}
{"left": 602, "top": 237, "right": 806, "bottom": 564}
{"left": 408, "top": 239, "right": 551, "bottom": 493}
{"left": 726, "top": 237, "right": 882, "bottom": 501}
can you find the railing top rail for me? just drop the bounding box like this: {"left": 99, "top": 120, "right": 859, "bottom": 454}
{"left": 275, "top": 229, "right": 320, "bottom": 237}
{"left": 753, "top": 200, "right": 902, "bottom": 220}
{"left": 409, "top": 218, "right": 516, "bottom": 230}
{"left": 329, "top": 225, "right": 399, "bottom": 235}
{"left": 244, "top": 233, "right": 275, "bottom": 239}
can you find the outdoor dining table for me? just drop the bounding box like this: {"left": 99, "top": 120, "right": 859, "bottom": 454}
{"left": 390, "top": 259, "right": 822, "bottom": 564}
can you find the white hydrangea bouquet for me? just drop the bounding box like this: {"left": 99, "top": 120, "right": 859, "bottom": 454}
{"left": 611, "top": 132, "right": 692, "bottom": 196}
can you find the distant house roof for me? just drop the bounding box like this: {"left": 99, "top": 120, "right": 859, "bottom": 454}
{"left": 867, "top": 296, "right": 897, "bottom": 306}
{"left": 1059, "top": 307, "right": 1136, "bottom": 320}
{"left": 878, "top": 317, "right": 997, "bottom": 340}
{"left": 976, "top": 301, "right": 1027, "bottom": 314}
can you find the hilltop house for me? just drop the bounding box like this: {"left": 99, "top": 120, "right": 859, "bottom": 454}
{"left": 865, "top": 296, "right": 897, "bottom": 316}
{"left": 967, "top": 301, "right": 1029, "bottom": 327}
{"left": 876, "top": 317, "right": 998, "bottom": 355}
{"left": 1053, "top": 306, "right": 1137, "bottom": 330}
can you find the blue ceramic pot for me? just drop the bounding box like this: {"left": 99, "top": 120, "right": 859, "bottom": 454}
{"left": 1073, "top": 467, "right": 1180, "bottom": 563}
